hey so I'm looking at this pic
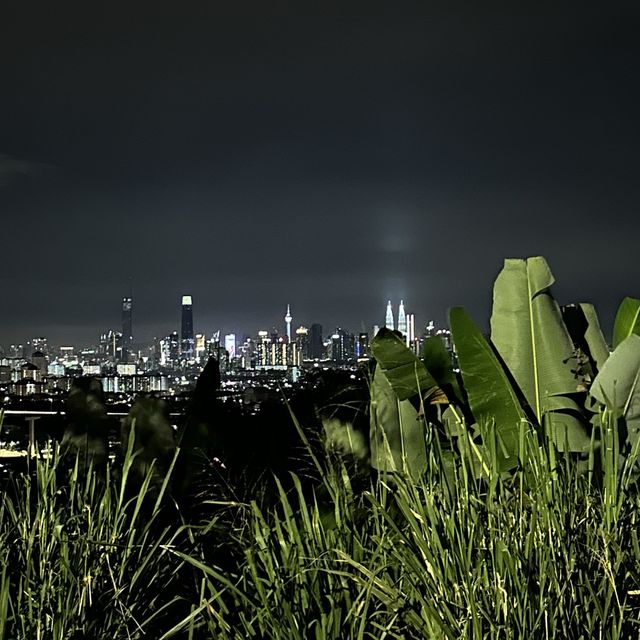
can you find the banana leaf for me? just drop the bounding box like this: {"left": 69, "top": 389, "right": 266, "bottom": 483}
{"left": 449, "top": 306, "right": 528, "bottom": 471}
{"left": 423, "top": 335, "right": 463, "bottom": 402}
{"left": 561, "top": 303, "right": 610, "bottom": 381}
{"left": 543, "top": 395, "right": 592, "bottom": 452}
{"left": 580, "top": 303, "right": 610, "bottom": 372}
{"left": 613, "top": 297, "right": 640, "bottom": 349}
{"left": 490, "top": 257, "right": 588, "bottom": 450}
{"left": 371, "top": 328, "right": 437, "bottom": 401}
{"left": 369, "top": 363, "right": 427, "bottom": 477}
{"left": 591, "top": 334, "right": 640, "bottom": 450}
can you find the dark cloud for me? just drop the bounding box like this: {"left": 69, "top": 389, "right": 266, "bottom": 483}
{"left": 0, "top": 3, "right": 639, "bottom": 346}
{"left": 0, "top": 154, "right": 35, "bottom": 187}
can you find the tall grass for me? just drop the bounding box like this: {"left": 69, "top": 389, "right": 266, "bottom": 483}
{"left": 170, "top": 418, "right": 640, "bottom": 639}
{"left": 0, "top": 435, "right": 191, "bottom": 639}
{"left": 2, "top": 412, "right": 640, "bottom": 638}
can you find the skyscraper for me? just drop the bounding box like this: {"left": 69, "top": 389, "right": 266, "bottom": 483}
{"left": 225, "top": 333, "right": 236, "bottom": 359}
{"left": 195, "top": 334, "right": 206, "bottom": 361}
{"left": 295, "top": 326, "right": 309, "bottom": 361}
{"left": 357, "top": 332, "right": 369, "bottom": 358}
{"left": 160, "top": 331, "right": 180, "bottom": 366}
{"left": 406, "top": 313, "right": 415, "bottom": 348}
{"left": 285, "top": 304, "right": 292, "bottom": 342}
{"left": 385, "top": 300, "right": 394, "bottom": 330}
{"left": 121, "top": 297, "right": 133, "bottom": 362}
{"left": 331, "top": 328, "right": 356, "bottom": 364}
{"left": 181, "top": 295, "right": 194, "bottom": 360}
{"left": 309, "top": 323, "right": 323, "bottom": 359}
{"left": 398, "top": 300, "right": 407, "bottom": 336}
{"left": 26, "top": 337, "right": 48, "bottom": 359}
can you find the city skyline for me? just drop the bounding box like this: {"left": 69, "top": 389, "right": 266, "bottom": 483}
{"left": 1, "top": 297, "right": 419, "bottom": 351}
{"left": 2, "top": 6, "right": 639, "bottom": 345}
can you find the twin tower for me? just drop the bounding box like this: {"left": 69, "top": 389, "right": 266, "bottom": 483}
{"left": 385, "top": 300, "right": 415, "bottom": 347}
{"left": 385, "top": 300, "right": 406, "bottom": 333}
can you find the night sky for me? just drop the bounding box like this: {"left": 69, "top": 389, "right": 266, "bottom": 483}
{"left": 2, "top": 3, "right": 639, "bottom": 347}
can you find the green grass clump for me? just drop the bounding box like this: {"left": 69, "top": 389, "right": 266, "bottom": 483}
{"left": 164, "top": 418, "right": 640, "bottom": 639}
{"left": 0, "top": 437, "right": 191, "bottom": 639}
{"left": 2, "top": 413, "right": 640, "bottom": 638}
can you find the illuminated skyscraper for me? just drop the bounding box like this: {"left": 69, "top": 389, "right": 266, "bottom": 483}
{"left": 181, "top": 295, "right": 194, "bottom": 360}
{"left": 295, "top": 326, "right": 309, "bottom": 362}
{"left": 331, "top": 328, "right": 356, "bottom": 364}
{"left": 100, "top": 330, "right": 122, "bottom": 361}
{"left": 225, "top": 333, "right": 236, "bottom": 359}
{"left": 121, "top": 297, "right": 133, "bottom": 362}
{"left": 195, "top": 334, "right": 206, "bottom": 361}
{"left": 357, "top": 332, "right": 369, "bottom": 358}
{"left": 26, "top": 337, "right": 48, "bottom": 359}
{"left": 398, "top": 300, "right": 407, "bottom": 336}
{"left": 385, "top": 300, "right": 394, "bottom": 330}
{"left": 406, "top": 313, "right": 415, "bottom": 348}
{"left": 160, "top": 331, "right": 180, "bottom": 366}
{"left": 285, "top": 304, "right": 292, "bottom": 342}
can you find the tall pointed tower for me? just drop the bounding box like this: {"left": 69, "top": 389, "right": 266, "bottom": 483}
{"left": 385, "top": 300, "right": 395, "bottom": 330}
{"left": 398, "top": 300, "right": 407, "bottom": 336}
{"left": 285, "top": 304, "right": 292, "bottom": 342}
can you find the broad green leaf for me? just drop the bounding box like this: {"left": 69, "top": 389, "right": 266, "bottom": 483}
{"left": 423, "top": 336, "right": 463, "bottom": 400}
{"left": 562, "top": 303, "right": 610, "bottom": 378}
{"left": 449, "top": 306, "right": 528, "bottom": 471}
{"left": 613, "top": 297, "right": 640, "bottom": 349}
{"left": 369, "top": 363, "right": 427, "bottom": 477}
{"left": 591, "top": 334, "right": 640, "bottom": 449}
{"left": 543, "top": 395, "right": 592, "bottom": 452}
{"left": 490, "top": 258, "right": 584, "bottom": 439}
{"left": 371, "top": 328, "right": 437, "bottom": 401}
{"left": 580, "top": 303, "right": 610, "bottom": 372}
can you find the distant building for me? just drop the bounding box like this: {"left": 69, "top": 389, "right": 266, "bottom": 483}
{"left": 83, "top": 363, "right": 101, "bottom": 375}
{"left": 59, "top": 346, "right": 76, "bottom": 364}
{"left": 21, "top": 361, "right": 40, "bottom": 381}
{"left": 225, "top": 333, "right": 236, "bottom": 359}
{"left": 385, "top": 301, "right": 395, "bottom": 330}
{"left": 121, "top": 297, "right": 133, "bottom": 362}
{"left": 406, "top": 313, "right": 416, "bottom": 350}
{"left": 25, "top": 337, "right": 48, "bottom": 359}
{"left": 207, "top": 331, "right": 221, "bottom": 358}
{"left": 331, "top": 328, "right": 355, "bottom": 364}
{"left": 116, "top": 363, "right": 137, "bottom": 376}
{"left": 255, "top": 330, "right": 298, "bottom": 367}
{"left": 398, "top": 300, "right": 407, "bottom": 336}
{"left": 295, "top": 326, "right": 309, "bottom": 361}
{"left": 285, "top": 304, "right": 292, "bottom": 341}
{"left": 100, "top": 330, "right": 122, "bottom": 361}
{"left": 13, "top": 378, "right": 45, "bottom": 397}
{"left": 0, "top": 365, "right": 11, "bottom": 383}
{"left": 48, "top": 362, "right": 65, "bottom": 376}
{"left": 356, "top": 332, "right": 369, "bottom": 358}
{"left": 309, "top": 323, "right": 324, "bottom": 359}
{"left": 181, "top": 295, "right": 194, "bottom": 360}
{"left": 30, "top": 350, "right": 48, "bottom": 375}
{"left": 195, "top": 333, "right": 206, "bottom": 361}
{"left": 8, "top": 345, "right": 24, "bottom": 359}
{"left": 160, "top": 331, "right": 180, "bottom": 367}
{"left": 238, "top": 337, "right": 255, "bottom": 369}
{"left": 426, "top": 320, "right": 435, "bottom": 337}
